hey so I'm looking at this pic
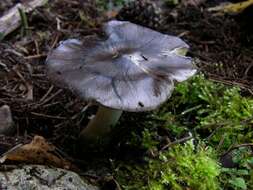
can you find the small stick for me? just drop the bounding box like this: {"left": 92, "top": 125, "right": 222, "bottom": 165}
{"left": 39, "top": 85, "right": 54, "bottom": 102}
{"left": 161, "top": 135, "right": 193, "bottom": 150}
{"left": 30, "top": 112, "right": 66, "bottom": 120}
{"left": 13, "top": 67, "right": 33, "bottom": 101}
{"left": 0, "top": 144, "right": 23, "bottom": 158}
{"left": 221, "top": 143, "right": 253, "bottom": 157}
{"left": 24, "top": 54, "right": 47, "bottom": 59}
{"left": 50, "top": 33, "right": 61, "bottom": 49}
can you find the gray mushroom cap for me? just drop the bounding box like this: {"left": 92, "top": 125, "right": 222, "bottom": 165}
{"left": 46, "top": 20, "right": 196, "bottom": 112}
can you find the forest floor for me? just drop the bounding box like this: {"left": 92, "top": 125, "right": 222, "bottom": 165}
{"left": 0, "top": 0, "right": 252, "bottom": 189}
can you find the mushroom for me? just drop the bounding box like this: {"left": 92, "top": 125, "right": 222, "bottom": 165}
{"left": 46, "top": 20, "right": 196, "bottom": 142}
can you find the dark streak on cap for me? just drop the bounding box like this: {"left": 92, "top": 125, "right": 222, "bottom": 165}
{"left": 46, "top": 20, "right": 196, "bottom": 112}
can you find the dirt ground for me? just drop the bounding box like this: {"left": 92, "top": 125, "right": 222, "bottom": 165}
{"left": 0, "top": 0, "right": 252, "bottom": 176}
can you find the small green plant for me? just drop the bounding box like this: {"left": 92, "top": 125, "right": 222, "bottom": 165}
{"left": 18, "top": 8, "right": 31, "bottom": 37}
{"left": 114, "top": 140, "right": 221, "bottom": 190}
{"left": 220, "top": 147, "right": 253, "bottom": 190}
{"left": 141, "top": 129, "right": 159, "bottom": 149}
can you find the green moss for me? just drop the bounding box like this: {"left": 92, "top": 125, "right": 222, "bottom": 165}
{"left": 219, "top": 147, "right": 253, "bottom": 190}
{"left": 110, "top": 74, "right": 253, "bottom": 190}
{"left": 114, "top": 141, "right": 221, "bottom": 190}
{"left": 158, "top": 74, "right": 253, "bottom": 151}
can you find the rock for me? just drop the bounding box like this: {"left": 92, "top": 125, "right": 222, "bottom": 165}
{"left": 0, "top": 105, "right": 14, "bottom": 135}
{"left": 220, "top": 152, "right": 238, "bottom": 168}
{"left": 0, "top": 165, "right": 99, "bottom": 190}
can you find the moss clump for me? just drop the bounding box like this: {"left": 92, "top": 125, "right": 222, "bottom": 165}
{"left": 114, "top": 141, "right": 221, "bottom": 190}
{"left": 159, "top": 74, "right": 253, "bottom": 151}
{"left": 111, "top": 74, "right": 253, "bottom": 190}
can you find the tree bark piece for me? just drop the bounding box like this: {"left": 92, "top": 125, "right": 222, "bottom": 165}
{"left": 0, "top": 0, "right": 47, "bottom": 38}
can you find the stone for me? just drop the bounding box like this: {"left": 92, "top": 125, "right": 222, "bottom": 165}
{"left": 0, "top": 165, "right": 99, "bottom": 190}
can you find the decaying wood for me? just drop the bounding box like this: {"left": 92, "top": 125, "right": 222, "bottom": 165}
{"left": 0, "top": 0, "right": 48, "bottom": 38}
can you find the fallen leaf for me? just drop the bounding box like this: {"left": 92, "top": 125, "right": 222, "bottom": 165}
{"left": 0, "top": 136, "right": 77, "bottom": 170}
{"left": 208, "top": 0, "right": 253, "bottom": 15}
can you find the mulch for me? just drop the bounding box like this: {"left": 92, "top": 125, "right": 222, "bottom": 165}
{"left": 161, "top": 3, "right": 253, "bottom": 94}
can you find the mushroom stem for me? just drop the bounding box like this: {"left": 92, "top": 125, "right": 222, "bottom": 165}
{"left": 79, "top": 105, "right": 122, "bottom": 141}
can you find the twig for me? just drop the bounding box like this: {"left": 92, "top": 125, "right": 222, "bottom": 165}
{"left": 161, "top": 135, "right": 193, "bottom": 150}
{"left": 249, "top": 89, "right": 253, "bottom": 96}
{"left": 39, "top": 85, "right": 54, "bottom": 102}
{"left": 0, "top": 61, "right": 10, "bottom": 72}
{"left": 34, "top": 39, "right": 40, "bottom": 55}
{"left": 4, "top": 49, "right": 23, "bottom": 57}
{"left": 24, "top": 54, "right": 47, "bottom": 59}
{"left": 13, "top": 67, "right": 33, "bottom": 101}
{"left": 243, "top": 63, "right": 253, "bottom": 79}
{"left": 0, "top": 144, "right": 23, "bottom": 157}
{"left": 50, "top": 32, "right": 61, "bottom": 49}
{"left": 38, "top": 89, "right": 63, "bottom": 106}
{"left": 221, "top": 143, "right": 253, "bottom": 157}
{"left": 205, "top": 116, "right": 253, "bottom": 142}
{"left": 209, "top": 76, "right": 253, "bottom": 92}
{"left": 206, "top": 125, "right": 224, "bottom": 142}
{"left": 216, "top": 134, "right": 226, "bottom": 153}
{"left": 30, "top": 112, "right": 66, "bottom": 120}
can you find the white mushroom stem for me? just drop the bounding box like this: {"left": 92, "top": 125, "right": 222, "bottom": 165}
{"left": 79, "top": 105, "right": 122, "bottom": 140}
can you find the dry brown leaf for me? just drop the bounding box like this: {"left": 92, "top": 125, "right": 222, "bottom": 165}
{"left": 0, "top": 136, "right": 76, "bottom": 170}
{"left": 208, "top": 0, "right": 253, "bottom": 15}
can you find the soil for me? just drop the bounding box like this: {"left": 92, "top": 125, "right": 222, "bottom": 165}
{"left": 162, "top": 3, "right": 253, "bottom": 93}
{"left": 0, "top": 0, "right": 252, "bottom": 183}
